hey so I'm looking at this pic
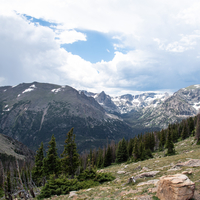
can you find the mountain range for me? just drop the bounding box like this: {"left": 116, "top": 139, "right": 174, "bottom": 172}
{"left": 0, "top": 82, "right": 200, "bottom": 153}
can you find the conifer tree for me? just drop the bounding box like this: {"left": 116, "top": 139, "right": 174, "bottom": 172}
{"left": 159, "top": 129, "right": 166, "bottom": 151}
{"left": 127, "top": 138, "right": 134, "bottom": 157}
{"left": 150, "top": 132, "right": 155, "bottom": 151}
{"left": 165, "top": 130, "right": 175, "bottom": 156}
{"left": 181, "top": 120, "right": 189, "bottom": 140}
{"left": 115, "top": 138, "right": 128, "bottom": 163}
{"left": 43, "top": 134, "right": 60, "bottom": 177}
{"left": 32, "top": 142, "right": 44, "bottom": 185}
{"left": 139, "top": 141, "right": 146, "bottom": 161}
{"left": 195, "top": 114, "right": 200, "bottom": 144}
{"left": 61, "top": 128, "right": 79, "bottom": 178}
{"left": 96, "top": 148, "right": 104, "bottom": 168}
{"left": 132, "top": 137, "right": 139, "bottom": 161}
{"left": 104, "top": 145, "right": 112, "bottom": 167}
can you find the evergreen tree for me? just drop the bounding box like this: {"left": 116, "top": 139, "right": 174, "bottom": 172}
{"left": 139, "top": 141, "right": 146, "bottom": 161}
{"left": 159, "top": 129, "right": 166, "bottom": 151}
{"left": 132, "top": 137, "right": 139, "bottom": 161}
{"left": 96, "top": 148, "right": 104, "bottom": 168}
{"left": 181, "top": 120, "right": 188, "bottom": 140}
{"left": 32, "top": 142, "right": 44, "bottom": 185}
{"left": 104, "top": 145, "right": 112, "bottom": 167}
{"left": 115, "top": 138, "right": 128, "bottom": 163}
{"left": 61, "top": 128, "right": 79, "bottom": 178}
{"left": 43, "top": 134, "right": 60, "bottom": 177}
{"left": 165, "top": 130, "right": 175, "bottom": 156}
{"left": 195, "top": 114, "right": 200, "bottom": 145}
{"left": 150, "top": 132, "right": 155, "bottom": 152}
{"left": 127, "top": 138, "right": 134, "bottom": 157}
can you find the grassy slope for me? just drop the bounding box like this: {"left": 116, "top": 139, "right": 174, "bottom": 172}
{"left": 48, "top": 136, "right": 200, "bottom": 200}
{"left": 0, "top": 133, "right": 25, "bottom": 160}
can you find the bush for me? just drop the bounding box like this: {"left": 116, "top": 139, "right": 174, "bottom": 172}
{"left": 38, "top": 169, "right": 115, "bottom": 199}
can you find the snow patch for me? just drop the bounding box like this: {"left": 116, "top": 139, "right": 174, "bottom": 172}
{"left": 22, "top": 88, "right": 34, "bottom": 93}
{"left": 18, "top": 94, "right": 21, "bottom": 97}
{"left": 3, "top": 89, "right": 7, "bottom": 92}
{"left": 51, "top": 88, "right": 62, "bottom": 93}
{"left": 193, "top": 102, "right": 200, "bottom": 111}
{"left": 30, "top": 84, "right": 36, "bottom": 88}
{"left": 194, "top": 85, "right": 200, "bottom": 88}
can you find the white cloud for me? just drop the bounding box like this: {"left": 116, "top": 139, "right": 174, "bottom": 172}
{"left": 0, "top": 1, "right": 200, "bottom": 95}
{"left": 55, "top": 28, "right": 87, "bottom": 44}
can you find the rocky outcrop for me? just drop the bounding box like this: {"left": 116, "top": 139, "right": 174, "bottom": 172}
{"left": 135, "top": 171, "right": 160, "bottom": 179}
{"left": 156, "top": 174, "right": 195, "bottom": 200}
{"left": 176, "top": 159, "right": 200, "bottom": 167}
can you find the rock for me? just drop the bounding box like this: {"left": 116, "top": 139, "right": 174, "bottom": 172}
{"left": 148, "top": 187, "right": 157, "bottom": 193}
{"left": 176, "top": 159, "right": 200, "bottom": 167}
{"left": 168, "top": 166, "right": 181, "bottom": 171}
{"left": 117, "top": 170, "right": 126, "bottom": 174}
{"left": 127, "top": 176, "right": 136, "bottom": 184}
{"left": 69, "top": 191, "right": 77, "bottom": 198}
{"left": 134, "top": 165, "right": 142, "bottom": 171}
{"left": 135, "top": 171, "right": 160, "bottom": 179}
{"left": 142, "top": 166, "right": 150, "bottom": 171}
{"left": 134, "top": 195, "right": 152, "bottom": 200}
{"left": 156, "top": 174, "right": 195, "bottom": 200}
{"left": 182, "top": 171, "right": 192, "bottom": 175}
{"left": 137, "top": 179, "right": 159, "bottom": 186}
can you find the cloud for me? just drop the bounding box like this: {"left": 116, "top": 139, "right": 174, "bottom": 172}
{"left": 0, "top": 1, "right": 200, "bottom": 96}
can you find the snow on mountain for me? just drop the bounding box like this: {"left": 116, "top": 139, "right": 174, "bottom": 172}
{"left": 81, "top": 90, "right": 170, "bottom": 114}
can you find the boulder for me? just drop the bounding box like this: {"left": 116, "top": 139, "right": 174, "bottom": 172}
{"left": 176, "top": 159, "right": 200, "bottom": 167}
{"left": 135, "top": 171, "right": 160, "bottom": 179}
{"left": 117, "top": 170, "right": 126, "bottom": 174}
{"left": 156, "top": 174, "right": 195, "bottom": 200}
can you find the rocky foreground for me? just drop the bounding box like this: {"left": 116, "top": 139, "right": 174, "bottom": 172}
{"left": 44, "top": 136, "right": 200, "bottom": 200}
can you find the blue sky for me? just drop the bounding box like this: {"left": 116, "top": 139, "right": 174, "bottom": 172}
{"left": 0, "top": 0, "right": 200, "bottom": 96}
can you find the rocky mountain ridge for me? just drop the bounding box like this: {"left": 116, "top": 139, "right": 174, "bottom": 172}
{"left": 82, "top": 84, "right": 200, "bottom": 129}
{"left": 0, "top": 82, "right": 134, "bottom": 153}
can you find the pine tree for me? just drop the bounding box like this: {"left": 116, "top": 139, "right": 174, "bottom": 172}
{"left": 32, "top": 142, "right": 44, "bottom": 185}
{"left": 132, "top": 137, "right": 139, "bottom": 161}
{"left": 96, "top": 148, "right": 104, "bottom": 168}
{"left": 61, "top": 128, "right": 79, "bottom": 178}
{"left": 181, "top": 121, "right": 189, "bottom": 140}
{"left": 195, "top": 114, "right": 200, "bottom": 145}
{"left": 43, "top": 134, "right": 60, "bottom": 177}
{"left": 139, "top": 141, "right": 146, "bottom": 161}
{"left": 165, "top": 130, "right": 175, "bottom": 156}
{"left": 127, "top": 138, "right": 134, "bottom": 157}
{"left": 115, "top": 138, "right": 128, "bottom": 163}
{"left": 159, "top": 129, "right": 166, "bottom": 151}
{"left": 104, "top": 145, "right": 112, "bottom": 167}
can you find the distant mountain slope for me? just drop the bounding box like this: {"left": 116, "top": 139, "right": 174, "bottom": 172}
{"left": 0, "top": 82, "right": 134, "bottom": 153}
{"left": 0, "top": 133, "right": 35, "bottom": 161}
{"left": 129, "top": 85, "right": 200, "bottom": 129}
{"left": 82, "top": 90, "right": 170, "bottom": 114}
{"left": 82, "top": 84, "right": 200, "bottom": 129}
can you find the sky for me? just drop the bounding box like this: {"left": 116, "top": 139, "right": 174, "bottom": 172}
{"left": 0, "top": 0, "right": 200, "bottom": 96}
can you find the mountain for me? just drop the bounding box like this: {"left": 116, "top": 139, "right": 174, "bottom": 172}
{"left": 82, "top": 84, "right": 200, "bottom": 129}
{"left": 139, "top": 84, "right": 200, "bottom": 129}
{"left": 1, "top": 82, "right": 200, "bottom": 154}
{"left": 0, "top": 82, "right": 134, "bottom": 153}
{"left": 81, "top": 90, "right": 170, "bottom": 114}
{"left": 0, "top": 133, "right": 35, "bottom": 162}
